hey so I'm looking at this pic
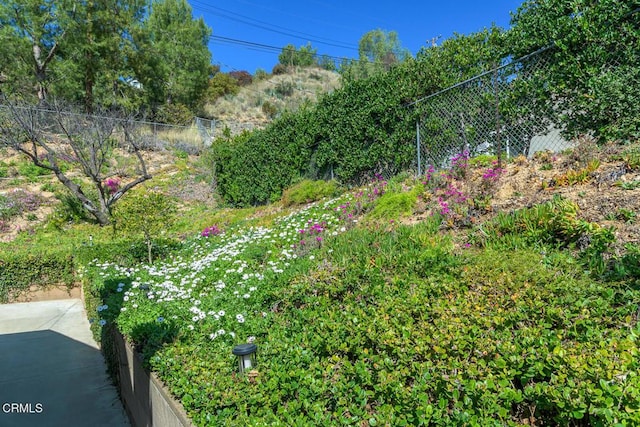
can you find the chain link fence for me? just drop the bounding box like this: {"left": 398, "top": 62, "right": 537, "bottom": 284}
{"left": 412, "top": 46, "right": 575, "bottom": 174}
{"left": 0, "top": 104, "right": 214, "bottom": 154}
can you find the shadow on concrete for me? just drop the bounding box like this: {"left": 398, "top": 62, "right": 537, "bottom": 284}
{"left": 0, "top": 329, "right": 129, "bottom": 427}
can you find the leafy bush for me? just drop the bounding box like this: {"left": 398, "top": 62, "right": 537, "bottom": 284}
{"left": 508, "top": 0, "right": 640, "bottom": 142}
{"left": 75, "top": 238, "right": 182, "bottom": 268}
{"left": 155, "top": 103, "right": 194, "bottom": 126}
{"left": 472, "top": 195, "right": 615, "bottom": 273}
{"left": 113, "top": 191, "right": 177, "bottom": 263}
{"left": 210, "top": 108, "right": 319, "bottom": 206}
{"left": 254, "top": 68, "right": 269, "bottom": 81}
{"left": 274, "top": 81, "right": 294, "bottom": 98}
{"left": 0, "top": 249, "right": 75, "bottom": 303}
{"left": 368, "top": 188, "right": 418, "bottom": 220}
{"left": 280, "top": 179, "right": 339, "bottom": 207}
{"left": 261, "top": 101, "right": 277, "bottom": 119}
{"left": 206, "top": 72, "right": 240, "bottom": 101}
{"left": 617, "top": 146, "right": 640, "bottom": 171}
{"left": 49, "top": 190, "right": 95, "bottom": 226}
{"left": 271, "top": 63, "right": 287, "bottom": 75}
{"left": 469, "top": 154, "right": 498, "bottom": 168}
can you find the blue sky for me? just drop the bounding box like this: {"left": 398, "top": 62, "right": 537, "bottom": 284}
{"left": 187, "top": 0, "right": 525, "bottom": 74}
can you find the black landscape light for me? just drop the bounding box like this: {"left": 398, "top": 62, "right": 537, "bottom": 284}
{"left": 232, "top": 343, "right": 257, "bottom": 373}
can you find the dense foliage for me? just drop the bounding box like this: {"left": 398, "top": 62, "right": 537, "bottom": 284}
{"left": 113, "top": 190, "right": 177, "bottom": 263}
{"left": 210, "top": 107, "right": 321, "bottom": 206}
{"left": 210, "top": 28, "right": 507, "bottom": 206}
{"left": 83, "top": 181, "right": 640, "bottom": 425}
{"left": 0, "top": 0, "right": 211, "bottom": 116}
{"left": 278, "top": 43, "right": 319, "bottom": 68}
{"left": 132, "top": 0, "right": 211, "bottom": 112}
{"left": 0, "top": 249, "right": 74, "bottom": 303}
{"left": 508, "top": 0, "right": 640, "bottom": 141}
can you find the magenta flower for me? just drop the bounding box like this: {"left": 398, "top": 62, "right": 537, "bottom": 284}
{"left": 201, "top": 225, "right": 222, "bottom": 238}
{"left": 104, "top": 178, "right": 121, "bottom": 194}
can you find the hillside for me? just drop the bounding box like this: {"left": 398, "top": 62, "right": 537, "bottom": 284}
{"left": 2, "top": 137, "right": 640, "bottom": 424}
{"left": 1, "top": 139, "right": 639, "bottom": 250}
{"left": 203, "top": 67, "right": 341, "bottom": 137}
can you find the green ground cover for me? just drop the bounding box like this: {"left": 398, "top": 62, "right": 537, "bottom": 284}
{"left": 82, "top": 180, "right": 640, "bottom": 426}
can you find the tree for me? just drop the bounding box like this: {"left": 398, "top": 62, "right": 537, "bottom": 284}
{"left": 0, "top": 0, "right": 148, "bottom": 111}
{"left": 0, "top": 24, "right": 32, "bottom": 98}
{"left": 342, "top": 29, "right": 410, "bottom": 80}
{"left": 132, "top": 0, "right": 212, "bottom": 112}
{"left": 359, "top": 29, "right": 410, "bottom": 66}
{"left": 508, "top": 0, "right": 640, "bottom": 141}
{"left": 278, "top": 43, "right": 318, "bottom": 68}
{"left": 0, "top": 100, "right": 152, "bottom": 225}
{"left": 113, "top": 190, "right": 176, "bottom": 263}
{"left": 0, "top": 0, "right": 71, "bottom": 103}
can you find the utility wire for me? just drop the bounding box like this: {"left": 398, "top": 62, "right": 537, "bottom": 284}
{"left": 210, "top": 33, "right": 399, "bottom": 75}
{"left": 209, "top": 35, "right": 353, "bottom": 64}
{"left": 190, "top": 1, "right": 359, "bottom": 51}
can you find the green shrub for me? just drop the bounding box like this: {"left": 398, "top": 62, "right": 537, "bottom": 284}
{"left": 206, "top": 72, "right": 240, "bottom": 101}
{"left": 112, "top": 191, "right": 177, "bottom": 263}
{"left": 472, "top": 196, "right": 615, "bottom": 274}
{"left": 155, "top": 103, "right": 193, "bottom": 126}
{"left": 274, "top": 81, "right": 294, "bottom": 98}
{"left": 49, "top": 191, "right": 94, "bottom": 226}
{"left": 280, "top": 179, "right": 339, "bottom": 206}
{"left": 0, "top": 250, "right": 75, "bottom": 303}
{"left": 618, "top": 146, "right": 640, "bottom": 171}
{"left": 469, "top": 154, "right": 498, "bottom": 168}
{"left": 211, "top": 108, "right": 318, "bottom": 206}
{"left": 254, "top": 68, "right": 269, "bottom": 81}
{"left": 271, "top": 63, "right": 287, "bottom": 75}
{"left": 75, "top": 238, "right": 181, "bottom": 267}
{"left": 368, "top": 189, "right": 418, "bottom": 220}
{"left": 261, "top": 101, "right": 277, "bottom": 119}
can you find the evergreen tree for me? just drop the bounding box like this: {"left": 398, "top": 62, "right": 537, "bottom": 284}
{"left": 133, "top": 0, "right": 212, "bottom": 113}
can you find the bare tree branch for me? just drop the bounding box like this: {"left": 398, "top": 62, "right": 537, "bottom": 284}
{"left": 0, "top": 99, "right": 153, "bottom": 225}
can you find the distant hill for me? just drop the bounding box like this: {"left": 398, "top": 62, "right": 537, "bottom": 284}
{"left": 203, "top": 67, "right": 341, "bottom": 137}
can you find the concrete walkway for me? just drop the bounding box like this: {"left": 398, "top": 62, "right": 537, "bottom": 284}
{"left": 0, "top": 299, "right": 130, "bottom": 427}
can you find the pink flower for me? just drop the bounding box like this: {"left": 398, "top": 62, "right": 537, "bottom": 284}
{"left": 104, "top": 178, "right": 121, "bottom": 194}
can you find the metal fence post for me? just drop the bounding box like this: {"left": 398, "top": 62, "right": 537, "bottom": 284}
{"left": 416, "top": 120, "right": 421, "bottom": 177}
{"left": 493, "top": 64, "right": 502, "bottom": 168}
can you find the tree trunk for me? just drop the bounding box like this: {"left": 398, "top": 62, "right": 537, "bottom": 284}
{"left": 32, "top": 44, "right": 47, "bottom": 104}
{"left": 54, "top": 169, "right": 110, "bottom": 225}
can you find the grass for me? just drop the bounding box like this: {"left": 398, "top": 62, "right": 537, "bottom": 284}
{"left": 138, "top": 125, "right": 204, "bottom": 152}
{"left": 280, "top": 179, "right": 340, "bottom": 207}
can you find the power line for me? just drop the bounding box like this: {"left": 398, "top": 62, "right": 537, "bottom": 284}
{"left": 189, "top": 1, "right": 359, "bottom": 51}
{"left": 209, "top": 35, "right": 354, "bottom": 65}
